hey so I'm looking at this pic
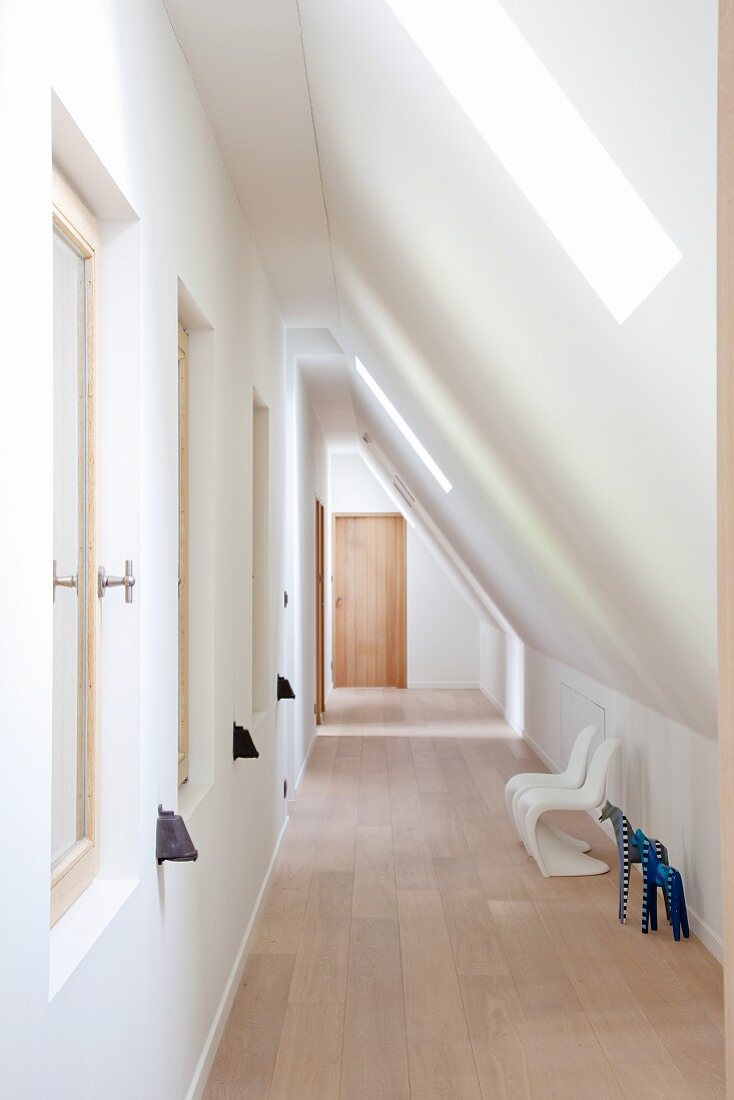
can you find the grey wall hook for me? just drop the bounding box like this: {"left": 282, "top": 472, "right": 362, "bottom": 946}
{"left": 98, "top": 560, "right": 136, "bottom": 603}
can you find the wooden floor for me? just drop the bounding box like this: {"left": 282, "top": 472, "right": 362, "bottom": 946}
{"left": 205, "top": 689, "right": 724, "bottom": 1099}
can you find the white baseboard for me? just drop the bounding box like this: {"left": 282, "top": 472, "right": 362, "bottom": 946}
{"left": 407, "top": 681, "right": 479, "bottom": 689}
{"left": 478, "top": 681, "right": 504, "bottom": 713}
{"left": 521, "top": 731, "right": 723, "bottom": 963}
{"left": 295, "top": 728, "right": 318, "bottom": 792}
{"left": 185, "top": 812, "right": 290, "bottom": 1100}
{"left": 685, "top": 908, "right": 723, "bottom": 961}
{"left": 522, "top": 729, "right": 557, "bottom": 772}
{"left": 479, "top": 682, "right": 523, "bottom": 734}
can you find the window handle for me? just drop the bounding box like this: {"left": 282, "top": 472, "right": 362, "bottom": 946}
{"left": 53, "top": 560, "right": 77, "bottom": 602}
{"left": 98, "top": 560, "right": 136, "bottom": 604}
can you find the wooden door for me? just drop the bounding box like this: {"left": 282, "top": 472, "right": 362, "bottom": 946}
{"left": 333, "top": 514, "right": 407, "bottom": 688}
{"left": 315, "top": 499, "right": 325, "bottom": 722}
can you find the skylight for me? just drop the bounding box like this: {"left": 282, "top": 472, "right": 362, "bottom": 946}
{"left": 355, "top": 358, "right": 452, "bottom": 493}
{"left": 384, "top": 0, "right": 681, "bottom": 323}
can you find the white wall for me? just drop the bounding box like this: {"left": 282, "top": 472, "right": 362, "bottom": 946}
{"left": 287, "top": 360, "right": 328, "bottom": 784}
{"left": 479, "top": 621, "right": 526, "bottom": 734}
{"left": 479, "top": 622, "right": 721, "bottom": 960}
{"left": 0, "top": 2, "right": 299, "bottom": 1097}
{"left": 330, "top": 453, "right": 479, "bottom": 687}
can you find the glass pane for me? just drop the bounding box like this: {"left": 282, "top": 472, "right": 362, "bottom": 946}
{"left": 51, "top": 226, "right": 88, "bottom": 869}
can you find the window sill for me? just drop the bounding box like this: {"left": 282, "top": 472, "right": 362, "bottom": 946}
{"left": 49, "top": 877, "right": 137, "bottom": 1001}
{"left": 178, "top": 780, "right": 212, "bottom": 823}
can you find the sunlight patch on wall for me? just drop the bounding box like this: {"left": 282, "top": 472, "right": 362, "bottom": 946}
{"left": 355, "top": 356, "right": 452, "bottom": 492}
{"left": 347, "top": 269, "right": 650, "bottom": 689}
{"left": 384, "top": 0, "right": 681, "bottom": 323}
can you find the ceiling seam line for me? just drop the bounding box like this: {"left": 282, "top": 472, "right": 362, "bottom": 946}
{"left": 294, "top": 0, "right": 343, "bottom": 328}
{"left": 162, "top": 0, "right": 287, "bottom": 326}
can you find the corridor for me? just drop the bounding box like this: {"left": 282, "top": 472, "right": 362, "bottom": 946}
{"left": 205, "top": 690, "right": 724, "bottom": 1099}
{"left": 3, "top": 2, "right": 731, "bottom": 1095}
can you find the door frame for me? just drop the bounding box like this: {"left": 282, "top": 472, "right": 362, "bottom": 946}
{"left": 315, "top": 497, "right": 325, "bottom": 723}
{"left": 178, "top": 322, "right": 189, "bottom": 786}
{"left": 718, "top": 4, "right": 734, "bottom": 1092}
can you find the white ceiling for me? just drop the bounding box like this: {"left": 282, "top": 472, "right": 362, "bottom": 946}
{"left": 299, "top": 357, "right": 356, "bottom": 438}
{"left": 166, "top": 0, "right": 718, "bottom": 735}
{"left": 164, "top": 0, "right": 338, "bottom": 326}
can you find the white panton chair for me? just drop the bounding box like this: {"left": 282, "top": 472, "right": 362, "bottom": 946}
{"left": 505, "top": 724, "right": 600, "bottom": 853}
{"left": 516, "top": 738, "right": 621, "bottom": 877}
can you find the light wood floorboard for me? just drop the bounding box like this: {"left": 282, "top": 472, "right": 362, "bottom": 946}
{"left": 205, "top": 688, "right": 723, "bottom": 1099}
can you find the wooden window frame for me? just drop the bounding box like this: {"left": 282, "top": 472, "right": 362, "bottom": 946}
{"left": 719, "top": 5, "right": 734, "bottom": 1082}
{"left": 178, "top": 323, "right": 189, "bottom": 786}
{"left": 251, "top": 392, "right": 270, "bottom": 715}
{"left": 51, "top": 169, "right": 99, "bottom": 925}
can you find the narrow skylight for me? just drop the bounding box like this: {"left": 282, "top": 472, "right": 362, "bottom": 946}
{"left": 384, "top": 0, "right": 681, "bottom": 323}
{"left": 355, "top": 358, "right": 452, "bottom": 492}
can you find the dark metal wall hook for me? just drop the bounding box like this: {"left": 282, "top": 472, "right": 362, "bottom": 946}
{"left": 233, "top": 723, "right": 259, "bottom": 760}
{"left": 156, "top": 804, "right": 198, "bottom": 864}
{"left": 277, "top": 675, "right": 296, "bottom": 701}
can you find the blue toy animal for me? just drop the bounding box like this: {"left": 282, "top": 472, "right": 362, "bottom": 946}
{"left": 599, "top": 801, "right": 670, "bottom": 925}
{"left": 633, "top": 828, "right": 689, "bottom": 942}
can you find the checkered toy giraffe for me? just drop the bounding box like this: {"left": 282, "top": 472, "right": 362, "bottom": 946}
{"left": 598, "top": 801, "right": 670, "bottom": 926}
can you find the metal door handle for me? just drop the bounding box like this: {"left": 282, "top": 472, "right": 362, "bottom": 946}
{"left": 53, "top": 560, "right": 77, "bottom": 602}
{"left": 98, "top": 560, "right": 136, "bottom": 603}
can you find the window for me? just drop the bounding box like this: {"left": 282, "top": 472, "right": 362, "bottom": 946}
{"left": 252, "top": 392, "right": 269, "bottom": 714}
{"left": 178, "top": 323, "right": 189, "bottom": 785}
{"left": 384, "top": 0, "right": 681, "bottom": 322}
{"left": 355, "top": 357, "right": 452, "bottom": 492}
{"left": 51, "top": 170, "right": 98, "bottom": 924}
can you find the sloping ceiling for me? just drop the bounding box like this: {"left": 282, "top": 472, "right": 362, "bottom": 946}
{"left": 299, "top": 358, "right": 356, "bottom": 438}
{"left": 166, "top": 0, "right": 718, "bottom": 734}
{"left": 164, "top": 0, "right": 339, "bottom": 326}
